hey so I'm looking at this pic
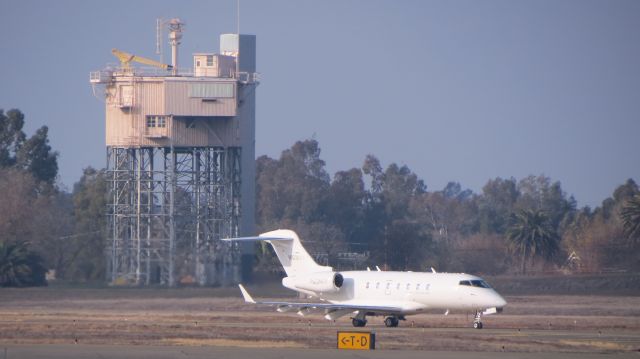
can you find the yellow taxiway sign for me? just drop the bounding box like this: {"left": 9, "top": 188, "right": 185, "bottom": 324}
{"left": 337, "top": 331, "right": 375, "bottom": 350}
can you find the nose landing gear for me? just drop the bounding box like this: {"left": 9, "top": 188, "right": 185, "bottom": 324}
{"left": 473, "top": 310, "right": 483, "bottom": 329}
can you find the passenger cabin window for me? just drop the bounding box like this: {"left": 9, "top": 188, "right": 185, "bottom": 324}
{"left": 376, "top": 282, "right": 380, "bottom": 289}
{"left": 396, "top": 283, "right": 400, "bottom": 290}
{"left": 416, "top": 284, "right": 421, "bottom": 290}
{"left": 386, "top": 283, "right": 391, "bottom": 290}
{"left": 406, "top": 283, "right": 410, "bottom": 290}
{"left": 366, "top": 282, "right": 370, "bottom": 289}
{"left": 459, "top": 280, "right": 491, "bottom": 288}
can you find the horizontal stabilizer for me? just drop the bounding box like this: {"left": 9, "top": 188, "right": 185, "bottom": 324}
{"left": 221, "top": 236, "right": 292, "bottom": 242}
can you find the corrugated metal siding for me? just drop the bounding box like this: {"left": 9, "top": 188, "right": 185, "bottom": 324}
{"left": 137, "top": 81, "right": 165, "bottom": 145}
{"left": 169, "top": 117, "right": 236, "bottom": 147}
{"left": 188, "top": 83, "right": 234, "bottom": 98}
{"left": 107, "top": 78, "right": 164, "bottom": 146}
{"left": 171, "top": 118, "right": 206, "bottom": 146}
{"left": 165, "top": 80, "right": 236, "bottom": 116}
{"left": 106, "top": 77, "right": 236, "bottom": 147}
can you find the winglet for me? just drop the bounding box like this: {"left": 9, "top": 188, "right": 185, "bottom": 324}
{"left": 238, "top": 284, "right": 256, "bottom": 304}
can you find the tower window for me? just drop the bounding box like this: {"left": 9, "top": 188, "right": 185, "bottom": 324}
{"left": 146, "top": 117, "right": 156, "bottom": 128}
{"left": 206, "top": 55, "right": 214, "bottom": 66}
{"left": 146, "top": 115, "right": 167, "bottom": 128}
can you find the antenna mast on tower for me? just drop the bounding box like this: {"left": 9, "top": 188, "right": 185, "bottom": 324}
{"left": 156, "top": 18, "right": 163, "bottom": 63}
{"left": 168, "top": 18, "right": 185, "bottom": 76}
{"left": 236, "top": 0, "right": 240, "bottom": 77}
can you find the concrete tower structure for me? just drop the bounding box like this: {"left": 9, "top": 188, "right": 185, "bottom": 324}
{"left": 90, "top": 23, "right": 258, "bottom": 287}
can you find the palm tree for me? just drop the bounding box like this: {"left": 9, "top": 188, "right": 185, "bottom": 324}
{"left": 621, "top": 194, "right": 640, "bottom": 241}
{"left": 507, "top": 209, "right": 558, "bottom": 275}
{"left": 0, "top": 240, "right": 47, "bottom": 287}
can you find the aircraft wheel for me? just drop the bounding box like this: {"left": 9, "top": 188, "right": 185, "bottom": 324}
{"left": 473, "top": 321, "right": 483, "bottom": 329}
{"left": 352, "top": 318, "right": 367, "bottom": 327}
{"left": 384, "top": 317, "right": 399, "bottom": 327}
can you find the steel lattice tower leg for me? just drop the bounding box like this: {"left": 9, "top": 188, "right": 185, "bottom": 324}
{"left": 106, "top": 146, "right": 241, "bottom": 286}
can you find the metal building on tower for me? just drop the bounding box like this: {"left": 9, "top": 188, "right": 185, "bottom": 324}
{"left": 90, "top": 19, "right": 258, "bottom": 286}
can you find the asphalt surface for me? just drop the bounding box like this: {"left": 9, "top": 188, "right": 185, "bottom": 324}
{"left": 2, "top": 345, "right": 639, "bottom": 359}
{"left": 2, "top": 291, "right": 639, "bottom": 356}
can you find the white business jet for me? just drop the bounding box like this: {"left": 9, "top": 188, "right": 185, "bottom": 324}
{"left": 223, "top": 229, "right": 506, "bottom": 328}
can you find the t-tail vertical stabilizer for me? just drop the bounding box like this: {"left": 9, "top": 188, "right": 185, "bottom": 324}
{"left": 222, "top": 229, "right": 332, "bottom": 276}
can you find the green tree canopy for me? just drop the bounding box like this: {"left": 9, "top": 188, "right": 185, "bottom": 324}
{"left": 321, "top": 168, "right": 367, "bottom": 243}
{"left": 507, "top": 209, "right": 559, "bottom": 274}
{"left": 0, "top": 240, "right": 47, "bottom": 287}
{"left": 0, "top": 109, "right": 58, "bottom": 185}
{"left": 621, "top": 194, "right": 640, "bottom": 241}
{"left": 478, "top": 177, "right": 518, "bottom": 234}
{"left": 516, "top": 175, "right": 576, "bottom": 231}
{"left": 68, "top": 167, "right": 108, "bottom": 280}
{"left": 362, "top": 156, "right": 431, "bottom": 270}
{"left": 256, "top": 139, "right": 330, "bottom": 225}
{"left": 0, "top": 109, "right": 26, "bottom": 167}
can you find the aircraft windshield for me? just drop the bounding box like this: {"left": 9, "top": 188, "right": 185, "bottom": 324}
{"left": 459, "top": 280, "right": 492, "bottom": 288}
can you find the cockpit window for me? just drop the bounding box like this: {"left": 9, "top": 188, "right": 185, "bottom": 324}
{"left": 472, "top": 280, "right": 491, "bottom": 288}
{"left": 459, "top": 280, "right": 492, "bottom": 288}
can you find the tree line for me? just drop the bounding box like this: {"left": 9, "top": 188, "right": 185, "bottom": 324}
{"left": 255, "top": 140, "right": 639, "bottom": 275}
{"left": 1, "top": 109, "right": 639, "bottom": 286}
{"left": 0, "top": 109, "right": 106, "bottom": 286}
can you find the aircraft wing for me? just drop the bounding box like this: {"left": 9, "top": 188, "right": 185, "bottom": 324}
{"left": 237, "top": 284, "right": 403, "bottom": 319}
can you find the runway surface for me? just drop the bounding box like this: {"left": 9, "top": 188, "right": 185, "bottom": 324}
{"left": 2, "top": 344, "right": 639, "bottom": 359}
{"left": 1, "top": 290, "right": 639, "bottom": 355}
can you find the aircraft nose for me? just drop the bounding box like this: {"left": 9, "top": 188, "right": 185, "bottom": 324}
{"left": 494, "top": 293, "right": 507, "bottom": 308}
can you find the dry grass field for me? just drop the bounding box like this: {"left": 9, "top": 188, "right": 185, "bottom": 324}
{"left": 0, "top": 281, "right": 639, "bottom": 353}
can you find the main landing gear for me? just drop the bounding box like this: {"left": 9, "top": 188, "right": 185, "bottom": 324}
{"left": 352, "top": 318, "right": 367, "bottom": 327}
{"left": 384, "top": 316, "right": 399, "bottom": 327}
{"left": 473, "top": 310, "right": 483, "bottom": 329}
{"left": 351, "top": 314, "right": 403, "bottom": 328}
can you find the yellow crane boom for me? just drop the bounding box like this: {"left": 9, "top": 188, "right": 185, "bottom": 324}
{"left": 111, "top": 48, "right": 173, "bottom": 71}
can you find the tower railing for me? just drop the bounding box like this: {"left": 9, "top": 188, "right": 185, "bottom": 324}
{"left": 91, "top": 65, "right": 260, "bottom": 83}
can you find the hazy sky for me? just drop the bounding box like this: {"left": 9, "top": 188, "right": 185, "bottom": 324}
{"left": 1, "top": 0, "right": 638, "bottom": 208}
